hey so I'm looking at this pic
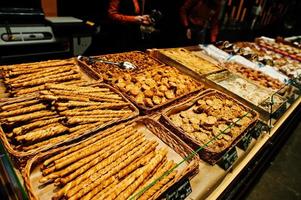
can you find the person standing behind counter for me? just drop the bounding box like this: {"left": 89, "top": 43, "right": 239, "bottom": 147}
{"left": 107, "top": 0, "right": 152, "bottom": 51}
{"left": 180, "top": 0, "right": 223, "bottom": 44}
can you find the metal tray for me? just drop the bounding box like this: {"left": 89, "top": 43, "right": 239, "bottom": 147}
{"left": 148, "top": 47, "right": 225, "bottom": 78}
{"left": 205, "top": 71, "right": 287, "bottom": 122}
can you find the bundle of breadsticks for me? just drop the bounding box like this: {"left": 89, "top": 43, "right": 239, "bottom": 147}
{"left": 0, "top": 84, "right": 137, "bottom": 154}
{"left": 40, "top": 83, "right": 136, "bottom": 127}
{"left": 0, "top": 96, "right": 69, "bottom": 152}
{"left": 0, "top": 59, "right": 87, "bottom": 97}
{"left": 39, "top": 122, "right": 179, "bottom": 200}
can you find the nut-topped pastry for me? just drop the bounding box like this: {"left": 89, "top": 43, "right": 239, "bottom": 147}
{"left": 113, "top": 66, "right": 203, "bottom": 109}
{"left": 207, "top": 71, "right": 286, "bottom": 114}
{"left": 85, "top": 51, "right": 162, "bottom": 82}
{"left": 225, "top": 62, "right": 284, "bottom": 90}
{"left": 224, "top": 62, "right": 296, "bottom": 98}
{"left": 159, "top": 48, "right": 222, "bottom": 75}
{"left": 167, "top": 91, "right": 258, "bottom": 157}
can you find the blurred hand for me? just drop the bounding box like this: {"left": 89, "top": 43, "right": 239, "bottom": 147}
{"left": 186, "top": 28, "right": 192, "bottom": 40}
{"left": 135, "top": 15, "right": 151, "bottom": 25}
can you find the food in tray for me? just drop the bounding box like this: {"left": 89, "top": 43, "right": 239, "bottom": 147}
{"left": 37, "top": 122, "right": 180, "bottom": 200}
{"left": 224, "top": 62, "right": 285, "bottom": 91}
{"left": 113, "top": 66, "right": 202, "bottom": 108}
{"left": 217, "top": 41, "right": 301, "bottom": 79}
{"left": 159, "top": 48, "right": 221, "bottom": 75}
{"left": 169, "top": 92, "right": 256, "bottom": 153}
{"left": 0, "top": 84, "right": 137, "bottom": 154}
{"left": 257, "top": 39, "right": 301, "bottom": 58}
{"left": 208, "top": 73, "right": 284, "bottom": 112}
{"left": 86, "top": 51, "right": 162, "bottom": 82}
{"left": 0, "top": 59, "right": 87, "bottom": 97}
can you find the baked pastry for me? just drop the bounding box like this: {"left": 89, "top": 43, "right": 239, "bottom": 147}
{"left": 114, "top": 66, "right": 202, "bottom": 108}
{"left": 160, "top": 48, "right": 221, "bottom": 75}
{"left": 169, "top": 92, "right": 255, "bottom": 153}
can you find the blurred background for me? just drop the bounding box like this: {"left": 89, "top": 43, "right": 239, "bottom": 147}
{"left": 1, "top": 0, "right": 301, "bottom": 61}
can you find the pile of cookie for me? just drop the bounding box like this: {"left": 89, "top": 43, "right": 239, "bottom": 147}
{"left": 169, "top": 92, "right": 254, "bottom": 153}
{"left": 114, "top": 66, "right": 202, "bottom": 108}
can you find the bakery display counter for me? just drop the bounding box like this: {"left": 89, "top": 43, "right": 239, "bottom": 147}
{"left": 1, "top": 89, "right": 299, "bottom": 200}
{"left": 0, "top": 38, "right": 301, "bottom": 200}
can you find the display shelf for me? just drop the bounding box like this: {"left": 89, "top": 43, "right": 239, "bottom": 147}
{"left": 0, "top": 51, "right": 301, "bottom": 200}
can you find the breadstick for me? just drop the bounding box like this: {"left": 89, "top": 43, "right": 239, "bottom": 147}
{"left": 56, "top": 106, "right": 68, "bottom": 111}
{"left": 66, "top": 141, "right": 158, "bottom": 199}
{"left": 40, "top": 94, "right": 90, "bottom": 102}
{"left": 6, "top": 110, "right": 55, "bottom": 123}
{"left": 0, "top": 103, "right": 46, "bottom": 117}
{"left": 6, "top": 68, "right": 44, "bottom": 77}
{"left": 11, "top": 74, "right": 81, "bottom": 88}
{"left": 68, "top": 120, "right": 109, "bottom": 134}
{"left": 6, "top": 64, "right": 64, "bottom": 79}
{"left": 66, "top": 117, "right": 120, "bottom": 125}
{"left": 45, "top": 84, "right": 110, "bottom": 92}
{"left": 49, "top": 125, "right": 137, "bottom": 169}
{"left": 13, "top": 85, "right": 46, "bottom": 96}
{"left": 42, "top": 122, "right": 132, "bottom": 167}
{"left": 68, "top": 124, "right": 92, "bottom": 133}
{"left": 55, "top": 101, "right": 104, "bottom": 107}
{"left": 138, "top": 170, "right": 177, "bottom": 200}
{"left": 90, "top": 179, "right": 119, "bottom": 200}
{"left": 13, "top": 117, "right": 64, "bottom": 135}
{"left": 21, "top": 134, "right": 69, "bottom": 151}
{"left": 44, "top": 130, "right": 139, "bottom": 175}
{"left": 87, "top": 97, "right": 124, "bottom": 103}
{"left": 48, "top": 89, "right": 122, "bottom": 100}
{"left": 1, "top": 99, "right": 39, "bottom": 111}
{"left": 104, "top": 149, "right": 168, "bottom": 200}
{"left": 15, "top": 123, "right": 68, "bottom": 142}
{"left": 7, "top": 66, "right": 73, "bottom": 83}
{"left": 117, "top": 151, "right": 156, "bottom": 179}
{"left": 60, "top": 80, "right": 88, "bottom": 86}
{"left": 61, "top": 103, "right": 130, "bottom": 112}
{"left": 11, "top": 70, "right": 78, "bottom": 88}
{"left": 49, "top": 132, "right": 140, "bottom": 184}
{"left": 61, "top": 135, "right": 145, "bottom": 188}
{"left": 82, "top": 176, "right": 118, "bottom": 200}
{"left": 9, "top": 59, "right": 75, "bottom": 70}
{"left": 133, "top": 160, "right": 175, "bottom": 197}
{"left": 39, "top": 131, "right": 137, "bottom": 184}
{"left": 58, "top": 139, "right": 151, "bottom": 199}
{"left": 61, "top": 110, "right": 133, "bottom": 116}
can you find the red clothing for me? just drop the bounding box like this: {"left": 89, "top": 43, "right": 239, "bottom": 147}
{"left": 108, "top": 0, "right": 141, "bottom": 24}
{"left": 180, "top": 0, "right": 221, "bottom": 42}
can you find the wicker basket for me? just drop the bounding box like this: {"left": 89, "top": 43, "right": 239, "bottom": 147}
{"left": 77, "top": 51, "right": 207, "bottom": 115}
{"left": 23, "top": 117, "right": 199, "bottom": 200}
{"left": 160, "top": 89, "right": 259, "bottom": 165}
{"left": 0, "top": 83, "right": 139, "bottom": 162}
